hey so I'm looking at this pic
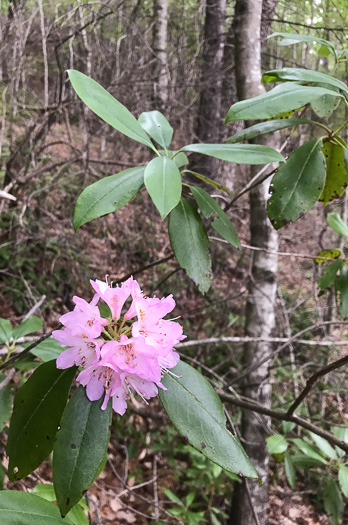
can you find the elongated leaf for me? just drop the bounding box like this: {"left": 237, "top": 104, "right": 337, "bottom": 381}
{"left": 267, "top": 434, "right": 288, "bottom": 454}
{"left": 284, "top": 453, "right": 295, "bottom": 489}
{"left": 225, "top": 118, "right": 313, "bottom": 144}
{"left": 68, "top": 70, "right": 154, "bottom": 150}
{"left": 267, "top": 140, "right": 326, "bottom": 229}
{"left": 322, "top": 480, "right": 343, "bottom": 525}
{"left": 53, "top": 386, "right": 112, "bottom": 517}
{"left": 159, "top": 361, "right": 258, "bottom": 478}
{"left": 335, "top": 265, "right": 348, "bottom": 318}
{"left": 73, "top": 166, "right": 144, "bottom": 231}
{"left": 291, "top": 453, "right": 324, "bottom": 469}
{"left": 309, "top": 433, "right": 338, "bottom": 460}
{"left": 181, "top": 143, "right": 284, "bottom": 164}
{"left": 168, "top": 198, "right": 212, "bottom": 293}
{"left": 327, "top": 213, "right": 348, "bottom": 238}
{"left": 292, "top": 438, "right": 327, "bottom": 464}
{"left": 138, "top": 111, "right": 173, "bottom": 149}
{"left": 190, "top": 186, "right": 240, "bottom": 248}
{"left": 0, "top": 374, "right": 12, "bottom": 432}
{"left": 225, "top": 83, "right": 341, "bottom": 122}
{"left": 319, "top": 144, "right": 348, "bottom": 205}
{"left": 0, "top": 491, "right": 69, "bottom": 525}
{"left": 26, "top": 337, "right": 65, "bottom": 362}
{"left": 318, "top": 259, "right": 343, "bottom": 292}
{"left": 338, "top": 465, "right": 348, "bottom": 498}
{"left": 0, "top": 319, "right": 12, "bottom": 344}
{"left": 7, "top": 361, "right": 76, "bottom": 481}
{"left": 268, "top": 32, "right": 336, "bottom": 56}
{"left": 144, "top": 156, "right": 182, "bottom": 219}
{"left": 262, "top": 68, "right": 347, "bottom": 93}
{"left": 12, "top": 316, "right": 43, "bottom": 341}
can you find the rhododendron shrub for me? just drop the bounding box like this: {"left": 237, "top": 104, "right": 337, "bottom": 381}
{"left": 52, "top": 277, "right": 185, "bottom": 414}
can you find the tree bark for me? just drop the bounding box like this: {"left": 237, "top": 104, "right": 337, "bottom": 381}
{"left": 193, "top": 0, "right": 226, "bottom": 177}
{"left": 229, "top": 1, "right": 279, "bottom": 524}
{"left": 152, "top": 0, "right": 168, "bottom": 111}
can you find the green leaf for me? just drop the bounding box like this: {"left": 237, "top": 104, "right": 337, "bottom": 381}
{"left": 65, "top": 504, "right": 89, "bottom": 525}
{"left": 190, "top": 186, "right": 240, "bottom": 248}
{"left": 292, "top": 438, "right": 327, "bottom": 464}
{"left": 162, "top": 488, "right": 183, "bottom": 506}
{"left": 267, "top": 434, "right": 288, "bottom": 454}
{"left": 138, "top": 111, "right": 173, "bottom": 149}
{"left": 25, "top": 337, "right": 65, "bottom": 362}
{"left": 181, "top": 143, "right": 284, "bottom": 164}
{"left": 168, "top": 198, "right": 212, "bottom": 293}
{"left": 282, "top": 421, "right": 296, "bottom": 434}
{"left": 318, "top": 45, "right": 332, "bottom": 58}
{"left": 267, "top": 140, "right": 326, "bottom": 229}
{"left": 0, "top": 491, "right": 69, "bottom": 525}
{"left": 319, "top": 144, "right": 348, "bottom": 205}
{"left": 332, "top": 427, "right": 348, "bottom": 458}
{"left": 0, "top": 377, "right": 12, "bottom": 432}
{"left": 327, "top": 213, "right": 348, "bottom": 238}
{"left": 311, "top": 93, "right": 341, "bottom": 118}
{"left": 171, "top": 151, "right": 189, "bottom": 168}
{"left": 32, "top": 484, "right": 56, "bottom": 502}
{"left": 322, "top": 479, "right": 343, "bottom": 525}
{"left": 73, "top": 166, "right": 145, "bottom": 231}
{"left": 144, "top": 156, "right": 182, "bottom": 219}
{"left": 335, "top": 265, "right": 348, "bottom": 318}
{"left": 0, "top": 319, "right": 12, "bottom": 344}
{"left": 318, "top": 259, "right": 343, "bottom": 292}
{"left": 291, "top": 453, "right": 324, "bottom": 469}
{"left": 309, "top": 433, "right": 338, "bottom": 460}
{"left": 225, "top": 118, "right": 314, "bottom": 144}
{"left": 338, "top": 465, "right": 348, "bottom": 498}
{"left": 12, "top": 316, "right": 43, "bottom": 341}
{"left": 67, "top": 70, "right": 154, "bottom": 150}
{"left": 7, "top": 361, "right": 76, "bottom": 481}
{"left": 315, "top": 250, "right": 341, "bottom": 264}
{"left": 267, "top": 32, "right": 336, "bottom": 56}
{"left": 159, "top": 361, "right": 258, "bottom": 478}
{"left": 284, "top": 453, "right": 296, "bottom": 489}
{"left": 225, "top": 83, "right": 341, "bottom": 122}
{"left": 262, "top": 68, "right": 347, "bottom": 93}
{"left": 53, "top": 386, "right": 112, "bottom": 517}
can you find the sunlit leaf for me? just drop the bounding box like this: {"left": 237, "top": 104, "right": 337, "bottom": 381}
{"left": 144, "top": 156, "right": 182, "bottom": 219}
{"left": 319, "top": 144, "right": 348, "bottom": 205}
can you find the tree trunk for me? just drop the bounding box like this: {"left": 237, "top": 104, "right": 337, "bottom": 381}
{"left": 152, "top": 0, "right": 168, "bottom": 111}
{"left": 193, "top": 0, "right": 226, "bottom": 177}
{"left": 229, "top": 1, "right": 279, "bottom": 524}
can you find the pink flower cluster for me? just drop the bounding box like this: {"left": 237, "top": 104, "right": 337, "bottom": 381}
{"left": 53, "top": 277, "right": 185, "bottom": 415}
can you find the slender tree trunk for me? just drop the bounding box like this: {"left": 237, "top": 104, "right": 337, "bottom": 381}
{"left": 152, "top": 0, "right": 168, "bottom": 111}
{"left": 193, "top": 0, "right": 226, "bottom": 176}
{"left": 229, "top": 1, "right": 279, "bottom": 524}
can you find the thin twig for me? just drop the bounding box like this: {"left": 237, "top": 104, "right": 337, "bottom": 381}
{"left": 217, "top": 390, "right": 348, "bottom": 453}
{"left": 113, "top": 254, "right": 175, "bottom": 284}
{"left": 287, "top": 354, "right": 348, "bottom": 415}
{"left": 176, "top": 335, "right": 348, "bottom": 348}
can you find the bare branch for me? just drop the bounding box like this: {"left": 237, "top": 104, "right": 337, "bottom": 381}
{"left": 287, "top": 354, "right": 348, "bottom": 415}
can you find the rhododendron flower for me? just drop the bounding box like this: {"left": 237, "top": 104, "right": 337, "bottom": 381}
{"left": 53, "top": 277, "right": 184, "bottom": 415}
